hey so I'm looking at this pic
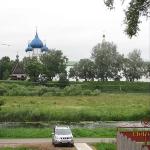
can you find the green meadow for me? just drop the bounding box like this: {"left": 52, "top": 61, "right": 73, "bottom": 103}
{"left": 0, "top": 93, "right": 150, "bottom": 122}
{"left": 0, "top": 128, "right": 116, "bottom": 138}
{"left": 93, "top": 143, "right": 116, "bottom": 150}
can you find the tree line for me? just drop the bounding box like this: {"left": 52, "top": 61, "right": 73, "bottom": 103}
{"left": 70, "top": 41, "right": 150, "bottom": 82}
{"left": 0, "top": 40, "right": 150, "bottom": 82}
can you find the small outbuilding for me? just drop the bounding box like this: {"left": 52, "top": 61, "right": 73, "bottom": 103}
{"left": 10, "top": 54, "right": 26, "bottom": 80}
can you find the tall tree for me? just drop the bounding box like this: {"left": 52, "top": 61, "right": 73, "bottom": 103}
{"left": 69, "top": 64, "right": 79, "bottom": 81}
{"left": 104, "top": 0, "right": 150, "bottom": 37}
{"left": 77, "top": 59, "right": 95, "bottom": 81}
{"left": 123, "top": 49, "right": 144, "bottom": 81}
{"left": 40, "top": 49, "right": 68, "bottom": 81}
{"left": 143, "top": 61, "right": 150, "bottom": 78}
{"left": 69, "top": 59, "right": 95, "bottom": 81}
{"left": 147, "top": 62, "right": 150, "bottom": 78}
{"left": 91, "top": 41, "right": 123, "bottom": 81}
{"left": 24, "top": 57, "right": 42, "bottom": 82}
{"left": 0, "top": 56, "right": 13, "bottom": 80}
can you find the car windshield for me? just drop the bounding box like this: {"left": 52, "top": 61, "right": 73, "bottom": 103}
{"left": 55, "top": 128, "right": 72, "bottom": 135}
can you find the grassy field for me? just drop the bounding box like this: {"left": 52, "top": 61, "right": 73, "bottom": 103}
{"left": 0, "top": 128, "right": 116, "bottom": 138}
{"left": 0, "top": 93, "right": 150, "bottom": 122}
{"left": 93, "top": 143, "right": 116, "bottom": 150}
{"left": 0, "top": 81, "right": 150, "bottom": 96}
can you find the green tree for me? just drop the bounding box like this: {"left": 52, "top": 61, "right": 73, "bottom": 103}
{"left": 104, "top": 0, "right": 150, "bottom": 37}
{"left": 69, "top": 64, "right": 79, "bottom": 81}
{"left": 91, "top": 41, "right": 123, "bottom": 81}
{"left": 0, "top": 56, "right": 13, "bottom": 80}
{"left": 123, "top": 49, "right": 144, "bottom": 81}
{"left": 69, "top": 59, "right": 95, "bottom": 81}
{"left": 147, "top": 63, "right": 150, "bottom": 78}
{"left": 77, "top": 59, "right": 95, "bottom": 81}
{"left": 40, "top": 49, "right": 68, "bottom": 81}
{"left": 144, "top": 61, "right": 150, "bottom": 78}
{"left": 24, "top": 57, "right": 42, "bottom": 82}
{"left": 59, "top": 72, "right": 69, "bottom": 86}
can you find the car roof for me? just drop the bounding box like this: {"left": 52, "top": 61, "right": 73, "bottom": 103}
{"left": 55, "top": 126, "right": 70, "bottom": 129}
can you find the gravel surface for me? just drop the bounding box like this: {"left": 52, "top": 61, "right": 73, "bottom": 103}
{"left": 1, "top": 143, "right": 76, "bottom": 150}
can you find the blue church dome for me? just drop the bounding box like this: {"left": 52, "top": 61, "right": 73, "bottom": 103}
{"left": 25, "top": 43, "right": 33, "bottom": 52}
{"left": 41, "top": 44, "right": 49, "bottom": 52}
{"left": 30, "top": 32, "right": 43, "bottom": 48}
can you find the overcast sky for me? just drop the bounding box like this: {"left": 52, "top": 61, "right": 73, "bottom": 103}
{"left": 0, "top": 0, "right": 149, "bottom": 61}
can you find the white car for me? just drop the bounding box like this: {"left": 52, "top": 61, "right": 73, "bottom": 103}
{"left": 52, "top": 126, "right": 74, "bottom": 146}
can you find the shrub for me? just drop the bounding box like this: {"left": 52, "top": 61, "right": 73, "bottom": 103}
{"left": 0, "top": 98, "right": 5, "bottom": 106}
{"left": 0, "top": 86, "right": 7, "bottom": 96}
{"left": 6, "top": 86, "right": 38, "bottom": 96}
{"left": 64, "top": 84, "right": 82, "bottom": 96}
{"left": 92, "top": 89, "right": 101, "bottom": 95}
{"left": 82, "top": 90, "right": 92, "bottom": 96}
{"left": 38, "top": 86, "right": 49, "bottom": 96}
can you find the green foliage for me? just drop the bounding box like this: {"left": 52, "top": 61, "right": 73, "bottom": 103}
{"left": 92, "top": 41, "right": 123, "bottom": 81}
{"left": 104, "top": 0, "right": 150, "bottom": 37}
{"left": 94, "top": 143, "right": 116, "bottom": 150}
{"left": 0, "top": 127, "right": 116, "bottom": 138}
{"left": 144, "top": 61, "right": 150, "bottom": 78}
{"left": 64, "top": 84, "right": 82, "bottom": 96}
{"left": 24, "top": 57, "right": 42, "bottom": 82}
{"left": 123, "top": 49, "right": 144, "bottom": 81}
{"left": 0, "top": 85, "right": 7, "bottom": 96}
{"left": 58, "top": 72, "right": 69, "bottom": 87}
{"left": 37, "top": 86, "right": 49, "bottom": 96}
{"left": 70, "top": 59, "right": 95, "bottom": 81}
{"left": 125, "top": 0, "right": 150, "bottom": 37}
{"left": 0, "top": 56, "right": 14, "bottom": 80}
{"left": 40, "top": 49, "right": 68, "bottom": 81}
{"left": 69, "top": 63, "right": 79, "bottom": 81}
{"left": 73, "top": 128, "right": 116, "bottom": 138}
{"left": 0, "top": 94, "right": 150, "bottom": 122}
{"left": 0, "top": 98, "right": 5, "bottom": 106}
{"left": 0, "top": 81, "right": 149, "bottom": 96}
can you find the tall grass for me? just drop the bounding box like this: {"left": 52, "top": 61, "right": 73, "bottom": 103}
{"left": 0, "top": 81, "right": 149, "bottom": 96}
{"left": 0, "top": 128, "right": 116, "bottom": 138}
{"left": 0, "top": 94, "right": 150, "bottom": 122}
{"left": 93, "top": 143, "right": 116, "bottom": 150}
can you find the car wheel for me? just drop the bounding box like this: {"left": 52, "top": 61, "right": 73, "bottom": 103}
{"left": 70, "top": 143, "right": 74, "bottom": 147}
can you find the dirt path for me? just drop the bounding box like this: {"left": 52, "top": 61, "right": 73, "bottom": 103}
{"left": 0, "top": 138, "right": 116, "bottom": 145}
{"left": 1, "top": 143, "right": 76, "bottom": 150}
{"left": 0, "top": 138, "right": 116, "bottom": 150}
{"left": 74, "top": 143, "right": 93, "bottom": 150}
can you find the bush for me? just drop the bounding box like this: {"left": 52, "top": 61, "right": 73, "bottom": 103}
{"left": 64, "top": 84, "right": 82, "bottom": 96}
{"left": 6, "top": 86, "right": 38, "bottom": 96}
{"left": 0, "top": 98, "right": 5, "bottom": 106}
{"left": 0, "top": 86, "right": 7, "bottom": 96}
{"left": 42, "top": 87, "right": 62, "bottom": 96}
{"left": 82, "top": 90, "right": 92, "bottom": 96}
{"left": 92, "top": 89, "right": 101, "bottom": 95}
{"left": 38, "top": 86, "right": 49, "bottom": 96}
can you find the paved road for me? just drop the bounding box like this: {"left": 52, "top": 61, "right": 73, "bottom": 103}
{"left": 0, "top": 138, "right": 116, "bottom": 145}
{"left": 74, "top": 143, "right": 93, "bottom": 150}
